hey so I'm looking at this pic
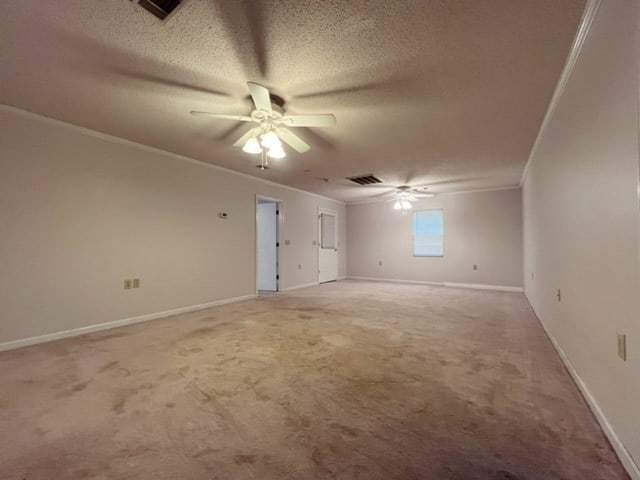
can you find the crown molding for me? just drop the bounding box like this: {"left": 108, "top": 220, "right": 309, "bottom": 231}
{"left": 520, "top": 0, "right": 602, "bottom": 186}
{"left": 0, "top": 104, "right": 345, "bottom": 205}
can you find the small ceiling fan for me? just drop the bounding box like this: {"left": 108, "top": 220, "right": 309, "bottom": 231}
{"left": 190, "top": 82, "right": 336, "bottom": 167}
{"left": 373, "top": 185, "right": 435, "bottom": 213}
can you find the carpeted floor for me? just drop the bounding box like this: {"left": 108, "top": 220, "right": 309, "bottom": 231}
{"left": 0, "top": 280, "right": 629, "bottom": 479}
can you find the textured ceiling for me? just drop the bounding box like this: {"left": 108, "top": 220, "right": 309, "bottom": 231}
{"left": 0, "top": 0, "right": 586, "bottom": 202}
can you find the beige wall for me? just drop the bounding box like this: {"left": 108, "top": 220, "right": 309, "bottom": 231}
{"left": 0, "top": 107, "right": 346, "bottom": 346}
{"left": 522, "top": 0, "right": 640, "bottom": 473}
{"left": 347, "top": 188, "right": 523, "bottom": 288}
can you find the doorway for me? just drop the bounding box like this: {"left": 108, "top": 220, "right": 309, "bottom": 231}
{"left": 318, "top": 208, "right": 339, "bottom": 283}
{"left": 256, "top": 196, "right": 282, "bottom": 292}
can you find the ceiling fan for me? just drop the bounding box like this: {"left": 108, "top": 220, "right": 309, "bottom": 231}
{"left": 373, "top": 185, "right": 435, "bottom": 213}
{"left": 190, "top": 82, "right": 336, "bottom": 167}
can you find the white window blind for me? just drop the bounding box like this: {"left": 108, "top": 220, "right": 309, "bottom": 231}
{"left": 413, "top": 210, "right": 444, "bottom": 257}
{"left": 321, "top": 213, "right": 336, "bottom": 249}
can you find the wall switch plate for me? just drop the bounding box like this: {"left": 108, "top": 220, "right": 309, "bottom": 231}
{"left": 473, "top": 264, "right": 478, "bottom": 270}
{"left": 132, "top": 278, "right": 140, "bottom": 288}
{"left": 556, "top": 289, "right": 561, "bottom": 302}
{"left": 285, "top": 240, "right": 291, "bottom": 246}
{"left": 531, "top": 272, "right": 535, "bottom": 280}
{"left": 298, "top": 264, "right": 302, "bottom": 270}
{"left": 124, "top": 279, "right": 132, "bottom": 290}
{"left": 617, "top": 334, "right": 627, "bottom": 361}
{"left": 378, "top": 260, "right": 382, "bottom": 266}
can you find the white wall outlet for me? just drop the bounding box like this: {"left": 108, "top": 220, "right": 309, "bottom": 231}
{"left": 617, "top": 333, "right": 627, "bottom": 361}
{"left": 132, "top": 278, "right": 140, "bottom": 288}
{"left": 124, "top": 279, "right": 132, "bottom": 290}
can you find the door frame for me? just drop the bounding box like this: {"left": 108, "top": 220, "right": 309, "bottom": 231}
{"left": 255, "top": 195, "right": 283, "bottom": 294}
{"left": 318, "top": 207, "right": 338, "bottom": 283}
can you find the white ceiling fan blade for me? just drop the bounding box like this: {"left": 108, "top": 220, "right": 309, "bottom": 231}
{"left": 190, "top": 111, "right": 253, "bottom": 122}
{"left": 232, "top": 128, "right": 260, "bottom": 147}
{"left": 275, "top": 127, "right": 310, "bottom": 153}
{"left": 413, "top": 192, "right": 435, "bottom": 198}
{"left": 373, "top": 190, "right": 399, "bottom": 199}
{"left": 281, "top": 114, "right": 336, "bottom": 127}
{"left": 247, "top": 82, "right": 273, "bottom": 114}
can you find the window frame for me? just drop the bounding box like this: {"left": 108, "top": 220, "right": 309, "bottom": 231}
{"left": 412, "top": 209, "right": 444, "bottom": 257}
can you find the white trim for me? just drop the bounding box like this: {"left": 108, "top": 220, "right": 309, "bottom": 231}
{"left": 0, "top": 294, "right": 256, "bottom": 352}
{"left": 255, "top": 194, "right": 283, "bottom": 294}
{"left": 0, "top": 104, "right": 344, "bottom": 205}
{"left": 348, "top": 276, "right": 443, "bottom": 286}
{"left": 525, "top": 296, "right": 640, "bottom": 480}
{"left": 281, "top": 281, "right": 319, "bottom": 292}
{"left": 346, "top": 276, "right": 522, "bottom": 292}
{"left": 443, "top": 281, "right": 523, "bottom": 293}
{"left": 438, "top": 185, "right": 520, "bottom": 197}
{"left": 520, "top": 0, "right": 601, "bottom": 186}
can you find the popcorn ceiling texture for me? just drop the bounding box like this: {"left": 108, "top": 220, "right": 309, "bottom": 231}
{"left": 0, "top": 0, "right": 586, "bottom": 202}
{"left": 0, "top": 281, "right": 627, "bottom": 479}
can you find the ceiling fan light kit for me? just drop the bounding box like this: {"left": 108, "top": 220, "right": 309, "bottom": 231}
{"left": 266, "top": 145, "right": 285, "bottom": 159}
{"left": 241, "top": 136, "right": 262, "bottom": 154}
{"left": 190, "top": 81, "right": 336, "bottom": 169}
{"left": 368, "top": 184, "right": 435, "bottom": 213}
{"left": 260, "top": 131, "right": 280, "bottom": 150}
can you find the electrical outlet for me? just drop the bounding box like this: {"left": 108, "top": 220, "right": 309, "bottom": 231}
{"left": 378, "top": 260, "right": 382, "bottom": 266}
{"left": 285, "top": 240, "right": 291, "bottom": 246}
{"left": 310, "top": 240, "right": 316, "bottom": 246}
{"left": 124, "top": 279, "right": 132, "bottom": 290}
{"left": 298, "top": 264, "right": 302, "bottom": 270}
{"left": 132, "top": 278, "right": 140, "bottom": 288}
{"left": 556, "top": 289, "right": 561, "bottom": 302}
{"left": 473, "top": 264, "right": 478, "bottom": 270}
{"left": 617, "top": 334, "right": 627, "bottom": 361}
{"left": 531, "top": 272, "right": 535, "bottom": 280}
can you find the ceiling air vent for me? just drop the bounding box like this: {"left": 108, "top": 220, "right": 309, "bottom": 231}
{"left": 346, "top": 174, "right": 382, "bottom": 185}
{"left": 131, "top": 0, "right": 185, "bottom": 21}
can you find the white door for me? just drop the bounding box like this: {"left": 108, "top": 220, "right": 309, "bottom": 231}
{"left": 318, "top": 210, "right": 338, "bottom": 283}
{"left": 258, "top": 202, "right": 278, "bottom": 291}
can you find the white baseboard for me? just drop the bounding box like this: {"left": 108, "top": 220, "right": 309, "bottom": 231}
{"left": 525, "top": 295, "right": 640, "bottom": 480}
{"left": 281, "top": 282, "right": 319, "bottom": 292}
{"left": 0, "top": 294, "right": 257, "bottom": 352}
{"left": 347, "top": 276, "right": 445, "bottom": 287}
{"left": 444, "top": 281, "right": 523, "bottom": 293}
{"left": 347, "top": 276, "right": 523, "bottom": 293}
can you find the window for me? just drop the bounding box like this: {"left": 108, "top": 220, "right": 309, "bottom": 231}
{"left": 413, "top": 210, "right": 444, "bottom": 257}
{"left": 320, "top": 213, "right": 336, "bottom": 249}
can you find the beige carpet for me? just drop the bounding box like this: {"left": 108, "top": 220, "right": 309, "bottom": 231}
{"left": 0, "top": 280, "right": 628, "bottom": 479}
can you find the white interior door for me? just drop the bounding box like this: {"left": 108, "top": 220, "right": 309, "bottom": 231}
{"left": 258, "top": 202, "right": 278, "bottom": 291}
{"left": 318, "top": 210, "right": 338, "bottom": 283}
